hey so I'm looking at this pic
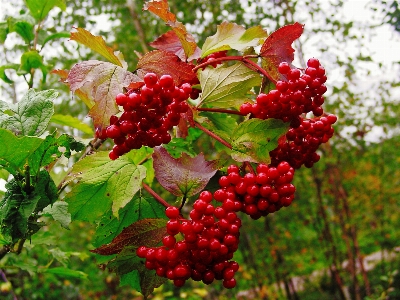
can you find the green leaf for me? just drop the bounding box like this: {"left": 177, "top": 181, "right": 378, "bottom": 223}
{"left": 198, "top": 62, "right": 261, "bottom": 109}
{"left": 0, "top": 64, "right": 19, "bottom": 84}
{"left": 92, "top": 218, "right": 168, "bottom": 255}
{"left": 111, "top": 246, "right": 167, "bottom": 298}
{"left": 41, "top": 267, "right": 88, "bottom": 279}
{"left": 43, "top": 201, "right": 71, "bottom": 229}
{"left": 199, "top": 112, "right": 238, "bottom": 142}
{"left": 0, "top": 179, "right": 40, "bottom": 242}
{"left": 34, "top": 169, "right": 58, "bottom": 212}
{"left": 41, "top": 31, "right": 70, "bottom": 48}
{"left": 64, "top": 151, "right": 147, "bottom": 222}
{"left": 0, "top": 128, "right": 44, "bottom": 175}
{"left": 0, "top": 89, "right": 56, "bottom": 136}
{"left": 7, "top": 15, "right": 35, "bottom": 43}
{"left": 0, "top": 22, "right": 9, "bottom": 43}
{"left": 18, "top": 51, "right": 47, "bottom": 82}
{"left": 0, "top": 169, "right": 9, "bottom": 181}
{"left": 25, "top": 0, "right": 66, "bottom": 21}
{"left": 50, "top": 114, "right": 94, "bottom": 135}
{"left": 67, "top": 60, "right": 140, "bottom": 130}
{"left": 92, "top": 195, "right": 167, "bottom": 248}
{"left": 230, "top": 118, "right": 289, "bottom": 163}
{"left": 201, "top": 21, "right": 267, "bottom": 58}
{"left": 125, "top": 147, "right": 154, "bottom": 185}
{"left": 163, "top": 127, "right": 203, "bottom": 158}
{"left": 28, "top": 133, "right": 85, "bottom": 176}
{"left": 153, "top": 146, "right": 218, "bottom": 197}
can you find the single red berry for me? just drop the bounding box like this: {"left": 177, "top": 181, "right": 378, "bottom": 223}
{"left": 159, "top": 74, "right": 174, "bottom": 89}
{"left": 165, "top": 206, "right": 180, "bottom": 219}
{"left": 223, "top": 278, "right": 237, "bottom": 289}
{"left": 143, "top": 72, "right": 158, "bottom": 87}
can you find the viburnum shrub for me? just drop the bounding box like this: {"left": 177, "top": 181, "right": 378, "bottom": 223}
{"left": 0, "top": 0, "right": 337, "bottom": 298}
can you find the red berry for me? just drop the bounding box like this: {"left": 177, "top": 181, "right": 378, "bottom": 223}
{"left": 165, "top": 206, "right": 180, "bottom": 219}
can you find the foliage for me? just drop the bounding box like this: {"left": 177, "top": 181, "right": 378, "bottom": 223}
{"left": 0, "top": 0, "right": 399, "bottom": 299}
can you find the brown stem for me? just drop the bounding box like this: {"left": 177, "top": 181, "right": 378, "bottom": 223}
{"left": 126, "top": 0, "right": 149, "bottom": 53}
{"left": 194, "top": 121, "right": 232, "bottom": 149}
{"left": 142, "top": 182, "right": 170, "bottom": 209}
{"left": 195, "top": 107, "right": 245, "bottom": 115}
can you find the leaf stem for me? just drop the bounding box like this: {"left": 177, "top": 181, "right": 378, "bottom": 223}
{"left": 142, "top": 182, "right": 171, "bottom": 209}
{"left": 192, "top": 55, "right": 276, "bottom": 83}
{"left": 195, "top": 107, "right": 245, "bottom": 115}
{"left": 194, "top": 121, "right": 232, "bottom": 149}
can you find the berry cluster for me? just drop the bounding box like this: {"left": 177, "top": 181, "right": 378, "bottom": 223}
{"left": 215, "top": 163, "right": 295, "bottom": 220}
{"left": 270, "top": 114, "right": 337, "bottom": 169}
{"left": 103, "top": 73, "right": 192, "bottom": 160}
{"left": 240, "top": 58, "right": 327, "bottom": 123}
{"left": 137, "top": 191, "right": 241, "bottom": 289}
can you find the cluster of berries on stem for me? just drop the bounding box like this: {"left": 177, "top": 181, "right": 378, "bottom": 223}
{"left": 99, "top": 73, "right": 192, "bottom": 160}
{"left": 137, "top": 191, "right": 241, "bottom": 288}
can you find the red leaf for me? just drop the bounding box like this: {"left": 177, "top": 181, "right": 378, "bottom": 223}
{"left": 152, "top": 146, "right": 218, "bottom": 197}
{"left": 136, "top": 50, "right": 198, "bottom": 86}
{"left": 143, "top": 0, "right": 198, "bottom": 59}
{"left": 91, "top": 218, "right": 167, "bottom": 256}
{"left": 150, "top": 30, "right": 201, "bottom": 61}
{"left": 260, "top": 22, "right": 304, "bottom": 82}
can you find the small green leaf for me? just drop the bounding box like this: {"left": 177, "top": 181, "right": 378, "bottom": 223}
{"left": 201, "top": 21, "right": 267, "bottom": 58}
{"left": 0, "top": 89, "right": 56, "bottom": 136}
{"left": 64, "top": 151, "right": 147, "bottom": 222}
{"left": 34, "top": 169, "right": 58, "bottom": 212}
{"left": 111, "top": 246, "right": 167, "bottom": 298}
{"left": 41, "top": 31, "right": 70, "bottom": 48}
{"left": 198, "top": 62, "right": 261, "bottom": 109}
{"left": 43, "top": 201, "right": 71, "bottom": 229}
{"left": 93, "top": 195, "right": 167, "bottom": 248}
{"left": 230, "top": 118, "right": 289, "bottom": 163}
{"left": 0, "top": 64, "right": 19, "bottom": 84}
{"left": 41, "top": 267, "right": 88, "bottom": 279}
{"left": 28, "top": 133, "right": 85, "bottom": 176}
{"left": 0, "top": 128, "right": 44, "bottom": 175}
{"left": 0, "top": 22, "right": 9, "bottom": 43}
{"left": 153, "top": 146, "right": 218, "bottom": 197}
{"left": 7, "top": 15, "right": 35, "bottom": 43}
{"left": 25, "top": 0, "right": 66, "bottom": 21}
{"left": 18, "top": 51, "right": 47, "bottom": 82}
{"left": 50, "top": 114, "right": 93, "bottom": 135}
{"left": 199, "top": 112, "right": 238, "bottom": 142}
{"left": 163, "top": 127, "right": 203, "bottom": 158}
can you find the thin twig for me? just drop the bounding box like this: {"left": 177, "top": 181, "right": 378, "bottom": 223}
{"left": 142, "top": 182, "right": 170, "bottom": 209}
{"left": 194, "top": 121, "right": 232, "bottom": 149}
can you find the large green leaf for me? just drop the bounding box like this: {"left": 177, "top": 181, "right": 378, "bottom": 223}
{"left": 50, "top": 114, "right": 94, "bottom": 135}
{"left": 163, "top": 127, "right": 203, "bottom": 158}
{"left": 0, "top": 128, "right": 44, "bottom": 175}
{"left": 201, "top": 21, "right": 267, "bottom": 58}
{"left": 64, "top": 151, "right": 147, "bottom": 222}
{"left": 92, "top": 196, "right": 167, "bottom": 248}
{"left": 199, "top": 112, "right": 238, "bottom": 143}
{"left": 25, "top": 0, "right": 66, "bottom": 21}
{"left": 198, "top": 62, "right": 261, "bottom": 109}
{"left": 0, "top": 89, "right": 56, "bottom": 137}
{"left": 230, "top": 118, "right": 289, "bottom": 163}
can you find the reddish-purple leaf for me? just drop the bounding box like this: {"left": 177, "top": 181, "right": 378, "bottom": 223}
{"left": 67, "top": 60, "right": 141, "bottom": 130}
{"left": 150, "top": 30, "right": 201, "bottom": 61}
{"left": 91, "top": 218, "right": 167, "bottom": 256}
{"left": 143, "top": 0, "right": 198, "bottom": 59}
{"left": 136, "top": 50, "right": 198, "bottom": 85}
{"left": 152, "top": 146, "right": 218, "bottom": 197}
{"left": 260, "top": 22, "right": 304, "bottom": 82}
